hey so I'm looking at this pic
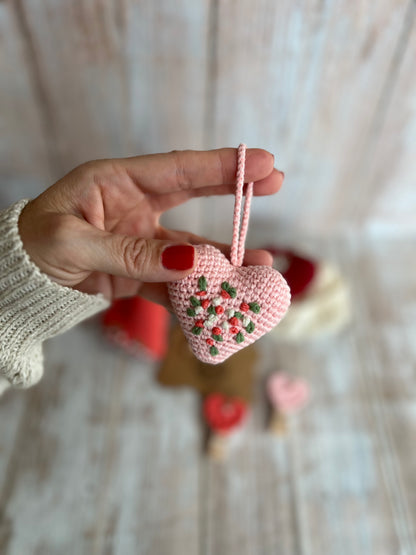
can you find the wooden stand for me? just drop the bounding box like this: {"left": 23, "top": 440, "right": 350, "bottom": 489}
{"left": 269, "top": 410, "right": 287, "bottom": 435}
{"left": 207, "top": 433, "right": 228, "bottom": 461}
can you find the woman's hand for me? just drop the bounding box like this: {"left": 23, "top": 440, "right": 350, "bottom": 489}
{"left": 18, "top": 148, "right": 284, "bottom": 305}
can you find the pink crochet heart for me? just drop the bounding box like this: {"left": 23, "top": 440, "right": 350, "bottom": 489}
{"left": 168, "top": 244, "right": 291, "bottom": 364}
{"left": 267, "top": 373, "right": 309, "bottom": 413}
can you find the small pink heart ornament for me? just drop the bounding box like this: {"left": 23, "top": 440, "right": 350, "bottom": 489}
{"left": 168, "top": 245, "right": 290, "bottom": 364}
{"left": 267, "top": 372, "right": 309, "bottom": 414}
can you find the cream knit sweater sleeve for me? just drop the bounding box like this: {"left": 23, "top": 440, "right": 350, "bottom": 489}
{"left": 0, "top": 200, "right": 110, "bottom": 393}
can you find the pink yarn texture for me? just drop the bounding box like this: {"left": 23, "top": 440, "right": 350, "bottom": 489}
{"left": 168, "top": 144, "right": 291, "bottom": 364}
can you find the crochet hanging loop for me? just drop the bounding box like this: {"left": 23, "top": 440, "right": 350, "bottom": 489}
{"left": 230, "top": 144, "right": 254, "bottom": 267}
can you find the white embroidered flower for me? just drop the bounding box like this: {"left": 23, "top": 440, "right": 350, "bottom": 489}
{"left": 226, "top": 308, "right": 235, "bottom": 318}
{"left": 242, "top": 315, "right": 250, "bottom": 327}
{"left": 222, "top": 321, "right": 230, "bottom": 331}
{"left": 194, "top": 306, "right": 203, "bottom": 315}
{"left": 212, "top": 297, "right": 222, "bottom": 306}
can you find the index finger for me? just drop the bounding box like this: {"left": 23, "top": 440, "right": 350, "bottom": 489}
{"left": 118, "top": 147, "right": 276, "bottom": 194}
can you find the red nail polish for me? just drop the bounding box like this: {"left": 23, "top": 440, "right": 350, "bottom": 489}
{"left": 162, "top": 245, "right": 195, "bottom": 271}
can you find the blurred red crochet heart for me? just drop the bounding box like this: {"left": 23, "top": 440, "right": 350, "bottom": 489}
{"left": 168, "top": 245, "right": 291, "bottom": 364}
{"left": 267, "top": 373, "right": 309, "bottom": 414}
{"left": 266, "top": 247, "right": 317, "bottom": 299}
{"left": 203, "top": 393, "right": 247, "bottom": 433}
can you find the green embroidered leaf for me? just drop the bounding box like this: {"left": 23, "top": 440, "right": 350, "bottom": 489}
{"left": 245, "top": 321, "right": 255, "bottom": 334}
{"left": 207, "top": 305, "right": 216, "bottom": 315}
{"left": 234, "top": 311, "right": 242, "bottom": 319}
{"left": 210, "top": 346, "right": 219, "bottom": 356}
{"left": 190, "top": 296, "right": 201, "bottom": 307}
{"left": 249, "top": 302, "right": 261, "bottom": 313}
{"left": 198, "top": 276, "right": 207, "bottom": 291}
{"left": 235, "top": 332, "right": 245, "bottom": 343}
{"left": 228, "top": 287, "right": 237, "bottom": 298}
{"left": 192, "top": 326, "right": 203, "bottom": 336}
{"left": 221, "top": 281, "right": 230, "bottom": 291}
{"left": 187, "top": 308, "right": 196, "bottom": 317}
{"left": 212, "top": 334, "right": 223, "bottom": 342}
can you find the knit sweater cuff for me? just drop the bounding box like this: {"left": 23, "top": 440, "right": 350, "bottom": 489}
{"left": 0, "top": 200, "right": 110, "bottom": 388}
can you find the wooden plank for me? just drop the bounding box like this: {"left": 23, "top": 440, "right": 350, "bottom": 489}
{"left": 126, "top": 0, "right": 209, "bottom": 153}
{"left": 126, "top": 0, "right": 210, "bottom": 237}
{"left": 0, "top": 322, "right": 119, "bottom": 554}
{"left": 0, "top": 391, "right": 26, "bottom": 553}
{"left": 360, "top": 5, "right": 416, "bottom": 233}
{"left": 16, "top": 0, "right": 209, "bottom": 234}
{"left": 86, "top": 358, "right": 201, "bottom": 555}
{"left": 0, "top": 2, "right": 51, "bottom": 200}
{"left": 0, "top": 318, "right": 201, "bottom": 555}
{"left": 338, "top": 237, "right": 416, "bottom": 552}
{"left": 209, "top": 0, "right": 411, "bottom": 238}
{"left": 15, "top": 0, "right": 131, "bottom": 178}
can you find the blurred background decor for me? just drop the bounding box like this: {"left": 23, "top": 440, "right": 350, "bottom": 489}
{"left": 1, "top": 1, "right": 415, "bottom": 553}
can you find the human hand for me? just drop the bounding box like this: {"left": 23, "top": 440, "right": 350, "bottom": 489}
{"left": 18, "top": 148, "right": 284, "bottom": 305}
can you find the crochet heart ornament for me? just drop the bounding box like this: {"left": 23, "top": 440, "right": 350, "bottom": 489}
{"left": 168, "top": 144, "right": 291, "bottom": 364}
{"left": 168, "top": 245, "right": 290, "bottom": 363}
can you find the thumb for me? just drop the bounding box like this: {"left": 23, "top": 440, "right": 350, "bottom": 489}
{"left": 85, "top": 231, "right": 197, "bottom": 282}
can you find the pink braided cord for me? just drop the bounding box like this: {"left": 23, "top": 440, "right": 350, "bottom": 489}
{"left": 230, "top": 144, "right": 254, "bottom": 267}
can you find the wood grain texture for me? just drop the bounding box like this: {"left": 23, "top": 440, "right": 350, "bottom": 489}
{"left": 0, "top": 320, "right": 201, "bottom": 555}
{"left": 1, "top": 0, "right": 415, "bottom": 235}
{"left": 0, "top": 2, "right": 51, "bottom": 194}
{"left": 361, "top": 2, "right": 416, "bottom": 233}
{"left": 1, "top": 1, "right": 416, "bottom": 550}
{"left": 125, "top": 0, "right": 210, "bottom": 235}
{"left": 2, "top": 237, "right": 415, "bottom": 553}
{"left": 14, "top": 0, "right": 131, "bottom": 179}
{"left": 205, "top": 0, "right": 415, "bottom": 239}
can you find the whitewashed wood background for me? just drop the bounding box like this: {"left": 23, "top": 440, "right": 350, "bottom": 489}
{"left": 0, "top": 0, "right": 415, "bottom": 238}
{"left": 1, "top": 2, "right": 416, "bottom": 554}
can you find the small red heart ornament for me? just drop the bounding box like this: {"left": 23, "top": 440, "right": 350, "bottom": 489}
{"left": 203, "top": 393, "right": 247, "bottom": 433}
{"left": 168, "top": 244, "right": 291, "bottom": 364}
{"left": 267, "top": 373, "right": 309, "bottom": 414}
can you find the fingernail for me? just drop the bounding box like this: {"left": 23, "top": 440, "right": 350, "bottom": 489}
{"left": 162, "top": 244, "right": 195, "bottom": 271}
{"left": 280, "top": 171, "right": 285, "bottom": 179}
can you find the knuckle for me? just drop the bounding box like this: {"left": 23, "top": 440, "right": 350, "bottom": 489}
{"left": 171, "top": 150, "right": 192, "bottom": 191}
{"left": 120, "top": 236, "right": 151, "bottom": 278}
{"left": 74, "top": 160, "right": 101, "bottom": 180}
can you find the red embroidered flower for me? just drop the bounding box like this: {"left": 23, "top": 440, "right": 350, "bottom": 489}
{"left": 230, "top": 326, "right": 239, "bottom": 334}
{"left": 201, "top": 299, "right": 210, "bottom": 309}
{"left": 195, "top": 319, "right": 204, "bottom": 328}
{"left": 212, "top": 327, "right": 222, "bottom": 336}
{"left": 240, "top": 302, "right": 249, "bottom": 312}
{"left": 215, "top": 305, "right": 224, "bottom": 315}
{"left": 221, "top": 289, "right": 231, "bottom": 299}
{"left": 196, "top": 290, "right": 207, "bottom": 297}
{"left": 229, "top": 316, "right": 239, "bottom": 326}
{"left": 206, "top": 338, "right": 214, "bottom": 346}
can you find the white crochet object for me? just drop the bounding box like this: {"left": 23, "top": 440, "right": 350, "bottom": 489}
{"left": 0, "top": 200, "right": 109, "bottom": 392}
{"left": 272, "top": 262, "right": 351, "bottom": 340}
